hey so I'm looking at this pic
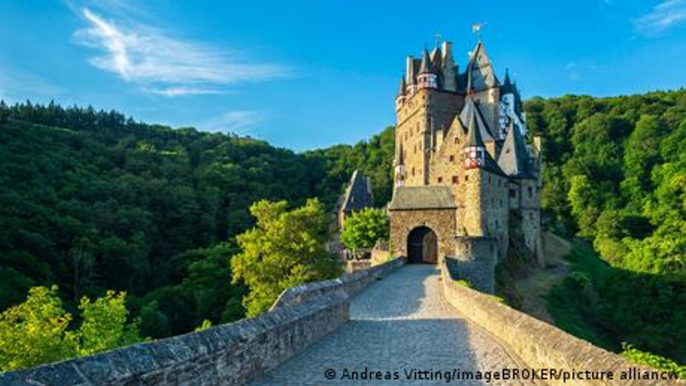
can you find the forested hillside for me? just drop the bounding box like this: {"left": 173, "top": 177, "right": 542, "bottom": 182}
{"left": 524, "top": 90, "right": 686, "bottom": 363}
{"left": 1, "top": 88, "right": 684, "bottom": 364}
{"left": 0, "top": 101, "right": 393, "bottom": 339}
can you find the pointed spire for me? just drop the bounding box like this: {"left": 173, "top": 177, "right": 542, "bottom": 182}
{"left": 397, "top": 75, "right": 406, "bottom": 97}
{"left": 460, "top": 97, "right": 495, "bottom": 142}
{"left": 501, "top": 69, "right": 516, "bottom": 95}
{"left": 467, "top": 40, "right": 498, "bottom": 91}
{"left": 466, "top": 109, "right": 485, "bottom": 148}
{"left": 497, "top": 121, "right": 530, "bottom": 177}
{"left": 419, "top": 49, "right": 432, "bottom": 74}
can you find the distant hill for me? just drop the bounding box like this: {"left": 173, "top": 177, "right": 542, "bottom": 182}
{"left": 0, "top": 101, "right": 392, "bottom": 338}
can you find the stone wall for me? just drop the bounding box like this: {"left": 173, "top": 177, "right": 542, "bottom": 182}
{"left": 448, "top": 239, "right": 497, "bottom": 293}
{"left": 395, "top": 88, "right": 463, "bottom": 186}
{"left": 440, "top": 263, "right": 684, "bottom": 386}
{"left": 0, "top": 259, "right": 405, "bottom": 386}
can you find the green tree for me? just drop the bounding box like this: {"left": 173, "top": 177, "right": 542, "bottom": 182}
{"left": 340, "top": 208, "right": 389, "bottom": 251}
{"left": 139, "top": 300, "right": 170, "bottom": 339}
{"left": 231, "top": 199, "right": 342, "bottom": 317}
{"left": 0, "top": 286, "right": 74, "bottom": 372}
{"left": 0, "top": 286, "right": 141, "bottom": 372}
{"left": 75, "top": 290, "right": 140, "bottom": 356}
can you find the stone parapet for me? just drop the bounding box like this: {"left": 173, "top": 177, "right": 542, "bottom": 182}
{"left": 440, "top": 263, "right": 684, "bottom": 386}
{"left": 0, "top": 259, "right": 405, "bottom": 386}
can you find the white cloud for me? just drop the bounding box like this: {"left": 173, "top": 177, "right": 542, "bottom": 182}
{"left": 146, "top": 87, "right": 226, "bottom": 97}
{"left": 73, "top": 7, "right": 290, "bottom": 96}
{"left": 201, "top": 110, "right": 264, "bottom": 136}
{"left": 635, "top": 0, "right": 686, "bottom": 36}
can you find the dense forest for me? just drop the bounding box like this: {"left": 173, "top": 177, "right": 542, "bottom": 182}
{"left": 1, "top": 88, "right": 685, "bottom": 366}
{"left": 0, "top": 101, "right": 393, "bottom": 341}
{"left": 524, "top": 90, "right": 686, "bottom": 364}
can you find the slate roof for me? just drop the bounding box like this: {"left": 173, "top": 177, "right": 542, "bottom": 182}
{"left": 340, "top": 170, "right": 373, "bottom": 213}
{"left": 465, "top": 108, "right": 485, "bottom": 147}
{"left": 497, "top": 123, "right": 534, "bottom": 179}
{"left": 388, "top": 186, "right": 456, "bottom": 210}
{"left": 466, "top": 41, "right": 499, "bottom": 92}
{"left": 419, "top": 49, "right": 433, "bottom": 74}
{"left": 459, "top": 98, "right": 495, "bottom": 142}
{"left": 397, "top": 76, "right": 406, "bottom": 97}
{"left": 463, "top": 108, "right": 507, "bottom": 177}
{"left": 501, "top": 69, "right": 515, "bottom": 95}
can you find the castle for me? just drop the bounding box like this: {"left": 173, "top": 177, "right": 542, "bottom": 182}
{"left": 387, "top": 39, "right": 543, "bottom": 292}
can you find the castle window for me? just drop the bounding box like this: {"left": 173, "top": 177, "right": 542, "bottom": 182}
{"left": 449, "top": 155, "right": 455, "bottom": 162}
{"left": 495, "top": 220, "right": 499, "bottom": 229}
{"left": 452, "top": 176, "right": 458, "bottom": 184}
{"left": 465, "top": 175, "right": 469, "bottom": 182}
{"left": 528, "top": 187, "right": 533, "bottom": 198}
{"left": 412, "top": 167, "right": 415, "bottom": 176}
{"left": 454, "top": 137, "right": 459, "bottom": 144}
{"left": 509, "top": 189, "right": 516, "bottom": 198}
{"left": 438, "top": 177, "right": 443, "bottom": 183}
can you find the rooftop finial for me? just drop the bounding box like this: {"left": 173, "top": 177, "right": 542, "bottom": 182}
{"left": 435, "top": 33, "right": 441, "bottom": 48}
{"left": 471, "top": 23, "right": 485, "bottom": 41}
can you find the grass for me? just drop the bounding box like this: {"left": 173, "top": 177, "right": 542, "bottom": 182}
{"left": 545, "top": 240, "right": 618, "bottom": 351}
{"left": 506, "top": 232, "right": 572, "bottom": 323}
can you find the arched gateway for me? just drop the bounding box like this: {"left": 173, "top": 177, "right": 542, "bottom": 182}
{"left": 407, "top": 226, "right": 438, "bottom": 264}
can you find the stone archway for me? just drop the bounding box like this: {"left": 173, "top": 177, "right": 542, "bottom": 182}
{"left": 407, "top": 226, "right": 438, "bottom": 264}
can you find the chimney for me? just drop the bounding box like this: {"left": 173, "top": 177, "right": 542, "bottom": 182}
{"left": 406, "top": 56, "right": 415, "bottom": 84}
{"left": 441, "top": 41, "right": 457, "bottom": 92}
{"left": 441, "top": 41, "right": 453, "bottom": 61}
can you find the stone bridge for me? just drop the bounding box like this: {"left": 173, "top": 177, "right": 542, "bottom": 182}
{"left": 252, "top": 264, "right": 531, "bottom": 386}
{"left": 1, "top": 260, "right": 681, "bottom": 386}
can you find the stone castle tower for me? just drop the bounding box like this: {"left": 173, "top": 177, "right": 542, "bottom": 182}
{"left": 388, "top": 39, "right": 543, "bottom": 292}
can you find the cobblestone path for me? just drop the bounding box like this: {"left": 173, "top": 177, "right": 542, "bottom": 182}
{"left": 251, "top": 265, "right": 537, "bottom": 386}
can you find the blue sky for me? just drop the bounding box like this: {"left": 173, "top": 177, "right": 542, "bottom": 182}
{"left": 1, "top": 0, "right": 686, "bottom": 150}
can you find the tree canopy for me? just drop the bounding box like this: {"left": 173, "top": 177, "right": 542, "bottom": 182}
{"left": 525, "top": 90, "right": 686, "bottom": 363}
{"left": 231, "top": 199, "right": 342, "bottom": 316}
{"left": 340, "top": 208, "right": 389, "bottom": 251}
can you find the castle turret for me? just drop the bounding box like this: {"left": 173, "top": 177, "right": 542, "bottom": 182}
{"left": 464, "top": 111, "right": 486, "bottom": 169}
{"left": 406, "top": 56, "right": 417, "bottom": 95}
{"left": 395, "top": 76, "right": 406, "bottom": 111}
{"left": 417, "top": 49, "right": 438, "bottom": 89}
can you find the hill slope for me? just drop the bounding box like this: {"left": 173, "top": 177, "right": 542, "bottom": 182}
{"left": 0, "top": 102, "right": 393, "bottom": 337}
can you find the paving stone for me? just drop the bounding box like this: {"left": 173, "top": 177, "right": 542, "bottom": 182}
{"left": 251, "top": 265, "right": 531, "bottom": 386}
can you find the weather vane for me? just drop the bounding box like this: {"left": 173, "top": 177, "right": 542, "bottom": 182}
{"left": 472, "top": 23, "right": 486, "bottom": 40}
